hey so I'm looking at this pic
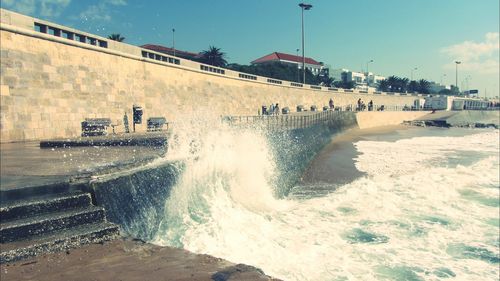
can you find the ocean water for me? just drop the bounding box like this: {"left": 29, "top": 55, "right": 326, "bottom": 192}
{"left": 153, "top": 127, "right": 499, "bottom": 281}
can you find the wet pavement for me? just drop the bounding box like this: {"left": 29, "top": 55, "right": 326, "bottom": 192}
{"left": 0, "top": 138, "right": 167, "bottom": 191}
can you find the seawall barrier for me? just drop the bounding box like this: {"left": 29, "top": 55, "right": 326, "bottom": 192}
{"left": 86, "top": 110, "right": 428, "bottom": 240}
{"left": 1, "top": 8, "right": 421, "bottom": 142}
{"left": 355, "top": 111, "right": 429, "bottom": 129}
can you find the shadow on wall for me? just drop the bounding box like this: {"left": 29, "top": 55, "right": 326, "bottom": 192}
{"left": 268, "top": 112, "right": 358, "bottom": 197}
{"left": 90, "top": 161, "right": 184, "bottom": 241}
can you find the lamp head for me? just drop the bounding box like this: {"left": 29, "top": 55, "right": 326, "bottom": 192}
{"left": 299, "top": 3, "right": 313, "bottom": 10}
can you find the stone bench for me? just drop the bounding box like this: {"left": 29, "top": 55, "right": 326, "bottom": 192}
{"left": 147, "top": 117, "right": 168, "bottom": 131}
{"left": 81, "top": 118, "right": 111, "bottom": 136}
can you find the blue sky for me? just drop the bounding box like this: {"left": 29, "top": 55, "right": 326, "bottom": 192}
{"left": 2, "top": 0, "right": 499, "bottom": 97}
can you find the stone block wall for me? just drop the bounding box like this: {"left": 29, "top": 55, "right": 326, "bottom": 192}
{"left": 0, "top": 27, "right": 417, "bottom": 142}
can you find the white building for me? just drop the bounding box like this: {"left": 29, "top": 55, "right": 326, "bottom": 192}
{"left": 331, "top": 68, "right": 385, "bottom": 90}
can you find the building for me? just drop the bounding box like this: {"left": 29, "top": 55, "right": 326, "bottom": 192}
{"left": 428, "top": 82, "right": 450, "bottom": 94}
{"left": 251, "top": 52, "right": 325, "bottom": 76}
{"left": 331, "top": 68, "right": 385, "bottom": 91}
{"left": 140, "top": 44, "right": 200, "bottom": 61}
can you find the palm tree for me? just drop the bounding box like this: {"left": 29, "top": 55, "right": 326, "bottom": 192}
{"left": 408, "top": 80, "right": 419, "bottom": 93}
{"left": 108, "top": 33, "right": 125, "bottom": 42}
{"left": 386, "top": 76, "right": 399, "bottom": 92}
{"left": 399, "top": 77, "right": 409, "bottom": 93}
{"left": 199, "top": 46, "right": 227, "bottom": 67}
{"left": 418, "top": 79, "right": 431, "bottom": 94}
{"left": 378, "top": 79, "right": 389, "bottom": 92}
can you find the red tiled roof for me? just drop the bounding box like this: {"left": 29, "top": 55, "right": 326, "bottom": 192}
{"left": 140, "top": 44, "right": 200, "bottom": 58}
{"left": 251, "top": 52, "right": 321, "bottom": 65}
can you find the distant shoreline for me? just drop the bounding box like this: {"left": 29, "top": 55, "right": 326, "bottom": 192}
{"left": 301, "top": 125, "right": 407, "bottom": 186}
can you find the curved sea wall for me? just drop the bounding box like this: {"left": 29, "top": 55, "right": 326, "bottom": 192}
{"left": 356, "top": 111, "right": 429, "bottom": 129}
{"left": 87, "top": 111, "right": 426, "bottom": 240}
{"left": 0, "top": 8, "right": 419, "bottom": 142}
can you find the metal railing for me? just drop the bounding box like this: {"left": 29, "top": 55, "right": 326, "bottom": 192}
{"left": 222, "top": 104, "right": 435, "bottom": 131}
{"left": 222, "top": 110, "right": 348, "bottom": 131}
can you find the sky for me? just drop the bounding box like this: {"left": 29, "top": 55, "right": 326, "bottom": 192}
{"left": 1, "top": 0, "right": 499, "bottom": 97}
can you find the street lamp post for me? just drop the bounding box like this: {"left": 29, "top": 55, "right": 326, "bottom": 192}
{"left": 172, "top": 28, "right": 176, "bottom": 56}
{"left": 366, "top": 59, "right": 373, "bottom": 88}
{"left": 410, "top": 67, "right": 418, "bottom": 80}
{"left": 440, "top": 74, "right": 447, "bottom": 85}
{"left": 464, "top": 75, "right": 471, "bottom": 91}
{"left": 296, "top": 48, "right": 300, "bottom": 83}
{"left": 299, "top": 3, "right": 312, "bottom": 84}
{"left": 455, "top": 61, "right": 461, "bottom": 92}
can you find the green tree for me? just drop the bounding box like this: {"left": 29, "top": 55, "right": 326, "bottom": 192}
{"left": 332, "top": 80, "right": 355, "bottom": 89}
{"left": 386, "top": 76, "right": 399, "bottom": 92}
{"left": 108, "top": 33, "right": 125, "bottom": 42}
{"left": 408, "top": 80, "right": 419, "bottom": 93}
{"left": 450, "top": 85, "right": 460, "bottom": 95}
{"left": 438, "top": 88, "right": 453, "bottom": 95}
{"left": 418, "top": 79, "right": 431, "bottom": 94}
{"left": 378, "top": 79, "right": 389, "bottom": 92}
{"left": 318, "top": 75, "right": 333, "bottom": 87}
{"left": 199, "top": 46, "right": 227, "bottom": 67}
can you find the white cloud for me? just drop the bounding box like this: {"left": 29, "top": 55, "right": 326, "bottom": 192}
{"left": 40, "top": 0, "right": 71, "bottom": 17}
{"left": 78, "top": 0, "right": 127, "bottom": 22}
{"left": 106, "top": 0, "right": 127, "bottom": 6}
{"left": 1, "top": 0, "right": 36, "bottom": 15}
{"left": 1, "top": 0, "right": 70, "bottom": 18}
{"left": 441, "top": 32, "right": 499, "bottom": 74}
{"left": 79, "top": 4, "right": 111, "bottom": 21}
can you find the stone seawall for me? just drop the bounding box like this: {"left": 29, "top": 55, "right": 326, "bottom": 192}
{"left": 0, "top": 17, "right": 418, "bottom": 142}
{"left": 356, "top": 111, "right": 429, "bottom": 129}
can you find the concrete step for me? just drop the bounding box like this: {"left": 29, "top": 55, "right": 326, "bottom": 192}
{"left": 0, "top": 206, "right": 105, "bottom": 243}
{"left": 0, "top": 222, "right": 119, "bottom": 263}
{"left": 0, "top": 192, "right": 92, "bottom": 222}
{"left": 0, "top": 182, "right": 89, "bottom": 203}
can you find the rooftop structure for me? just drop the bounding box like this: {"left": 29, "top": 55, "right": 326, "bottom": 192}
{"left": 251, "top": 52, "right": 324, "bottom": 75}
{"left": 140, "top": 44, "right": 200, "bottom": 60}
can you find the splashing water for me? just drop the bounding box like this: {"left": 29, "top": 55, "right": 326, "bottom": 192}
{"left": 153, "top": 127, "right": 499, "bottom": 281}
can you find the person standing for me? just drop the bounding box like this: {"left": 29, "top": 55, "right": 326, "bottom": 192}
{"left": 329, "top": 98, "right": 334, "bottom": 110}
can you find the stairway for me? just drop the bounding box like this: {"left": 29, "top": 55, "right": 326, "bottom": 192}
{"left": 0, "top": 189, "right": 119, "bottom": 263}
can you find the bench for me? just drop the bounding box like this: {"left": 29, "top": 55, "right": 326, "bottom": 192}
{"left": 147, "top": 117, "right": 168, "bottom": 131}
{"left": 81, "top": 118, "right": 111, "bottom": 136}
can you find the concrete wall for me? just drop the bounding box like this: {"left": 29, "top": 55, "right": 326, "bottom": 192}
{"left": 356, "top": 111, "right": 429, "bottom": 129}
{"left": 0, "top": 9, "right": 419, "bottom": 142}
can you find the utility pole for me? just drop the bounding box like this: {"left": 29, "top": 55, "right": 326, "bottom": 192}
{"left": 366, "top": 59, "right": 373, "bottom": 88}
{"left": 455, "top": 61, "right": 461, "bottom": 93}
{"left": 172, "top": 28, "right": 176, "bottom": 56}
{"left": 296, "top": 48, "right": 300, "bottom": 82}
{"left": 299, "top": 3, "right": 312, "bottom": 84}
{"left": 411, "top": 67, "right": 417, "bottom": 80}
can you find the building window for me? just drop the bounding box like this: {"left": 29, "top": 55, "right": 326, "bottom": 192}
{"left": 74, "top": 34, "right": 86, "bottom": 43}
{"left": 34, "top": 23, "right": 47, "bottom": 33}
{"left": 239, "top": 73, "right": 257, "bottom": 80}
{"left": 267, "top": 79, "right": 283, "bottom": 85}
{"left": 98, "top": 40, "right": 108, "bottom": 48}
{"left": 200, "top": 65, "right": 225, "bottom": 75}
{"left": 291, "top": 82, "right": 303, "bottom": 87}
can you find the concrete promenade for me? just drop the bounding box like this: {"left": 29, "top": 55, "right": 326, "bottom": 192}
{"left": 0, "top": 137, "right": 165, "bottom": 191}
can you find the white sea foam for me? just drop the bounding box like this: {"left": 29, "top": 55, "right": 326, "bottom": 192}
{"left": 153, "top": 128, "right": 499, "bottom": 281}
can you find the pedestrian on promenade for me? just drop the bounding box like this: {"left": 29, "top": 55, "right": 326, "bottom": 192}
{"left": 357, "top": 98, "right": 362, "bottom": 111}
{"left": 275, "top": 103, "right": 280, "bottom": 115}
{"left": 270, "top": 103, "right": 275, "bottom": 115}
{"left": 368, "top": 100, "right": 373, "bottom": 111}
{"left": 329, "top": 98, "right": 334, "bottom": 110}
